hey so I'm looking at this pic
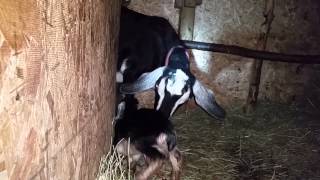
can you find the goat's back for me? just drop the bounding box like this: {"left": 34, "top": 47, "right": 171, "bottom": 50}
{"left": 114, "top": 108, "right": 174, "bottom": 140}
{"left": 118, "top": 7, "right": 182, "bottom": 79}
{"left": 114, "top": 106, "right": 176, "bottom": 159}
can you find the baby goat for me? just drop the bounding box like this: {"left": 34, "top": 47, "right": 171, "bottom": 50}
{"left": 113, "top": 97, "right": 182, "bottom": 180}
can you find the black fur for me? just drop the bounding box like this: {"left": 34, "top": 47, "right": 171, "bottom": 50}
{"left": 118, "top": 7, "right": 189, "bottom": 83}
{"left": 118, "top": 7, "right": 226, "bottom": 120}
{"left": 113, "top": 96, "right": 177, "bottom": 160}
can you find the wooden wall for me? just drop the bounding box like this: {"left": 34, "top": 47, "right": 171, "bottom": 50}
{"left": 0, "top": 0, "right": 120, "bottom": 179}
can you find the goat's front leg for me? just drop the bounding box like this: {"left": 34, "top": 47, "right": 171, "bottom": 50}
{"left": 135, "top": 159, "right": 163, "bottom": 180}
{"left": 114, "top": 100, "right": 126, "bottom": 122}
{"left": 169, "top": 148, "right": 182, "bottom": 180}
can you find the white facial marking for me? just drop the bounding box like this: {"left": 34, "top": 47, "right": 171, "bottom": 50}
{"left": 116, "top": 72, "right": 123, "bottom": 83}
{"left": 166, "top": 69, "right": 189, "bottom": 96}
{"left": 170, "top": 88, "right": 190, "bottom": 116}
{"left": 152, "top": 133, "right": 168, "bottom": 156}
{"left": 156, "top": 78, "right": 166, "bottom": 110}
{"left": 156, "top": 133, "right": 167, "bottom": 145}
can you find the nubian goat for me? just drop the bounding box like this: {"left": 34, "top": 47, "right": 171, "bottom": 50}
{"left": 117, "top": 7, "right": 226, "bottom": 120}
{"left": 113, "top": 97, "right": 182, "bottom": 180}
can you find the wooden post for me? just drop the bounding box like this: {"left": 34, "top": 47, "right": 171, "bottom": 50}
{"left": 0, "top": 0, "right": 120, "bottom": 179}
{"left": 245, "top": 0, "right": 275, "bottom": 113}
{"left": 175, "top": 0, "right": 202, "bottom": 40}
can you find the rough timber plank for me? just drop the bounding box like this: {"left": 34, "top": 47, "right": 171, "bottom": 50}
{"left": 0, "top": 0, "right": 120, "bottom": 179}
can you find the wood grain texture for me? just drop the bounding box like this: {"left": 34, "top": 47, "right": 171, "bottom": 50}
{"left": 0, "top": 0, "right": 120, "bottom": 179}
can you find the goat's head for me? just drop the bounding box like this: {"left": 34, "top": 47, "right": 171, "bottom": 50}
{"left": 120, "top": 48, "right": 225, "bottom": 120}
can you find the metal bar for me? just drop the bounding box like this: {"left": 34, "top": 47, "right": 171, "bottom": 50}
{"left": 183, "top": 40, "right": 320, "bottom": 64}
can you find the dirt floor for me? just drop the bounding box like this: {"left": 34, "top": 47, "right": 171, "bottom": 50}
{"left": 97, "top": 101, "right": 320, "bottom": 180}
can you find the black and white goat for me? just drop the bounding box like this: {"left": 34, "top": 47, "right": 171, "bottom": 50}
{"left": 113, "top": 97, "right": 182, "bottom": 180}
{"left": 117, "top": 7, "right": 226, "bottom": 120}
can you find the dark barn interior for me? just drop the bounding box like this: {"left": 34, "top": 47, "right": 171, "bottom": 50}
{"left": 1, "top": 0, "right": 320, "bottom": 180}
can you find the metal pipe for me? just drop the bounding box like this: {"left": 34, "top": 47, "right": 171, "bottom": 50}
{"left": 183, "top": 40, "right": 320, "bottom": 64}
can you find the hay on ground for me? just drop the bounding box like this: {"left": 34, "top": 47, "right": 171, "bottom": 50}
{"left": 97, "top": 102, "right": 320, "bottom": 180}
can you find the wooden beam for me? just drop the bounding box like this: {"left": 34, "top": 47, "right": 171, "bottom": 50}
{"left": 176, "top": 0, "right": 202, "bottom": 40}
{"left": 179, "top": 7, "right": 196, "bottom": 40}
{"left": 245, "top": 0, "right": 275, "bottom": 112}
{"left": 0, "top": 0, "right": 119, "bottom": 179}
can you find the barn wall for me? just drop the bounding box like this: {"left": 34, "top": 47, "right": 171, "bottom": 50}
{"left": 0, "top": 0, "right": 119, "bottom": 179}
{"left": 128, "top": 0, "right": 320, "bottom": 107}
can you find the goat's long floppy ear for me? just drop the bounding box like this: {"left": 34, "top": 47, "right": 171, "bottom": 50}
{"left": 192, "top": 80, "right": 226, "bottom": 120}
{"left": 120, "top": 66, "right": 166, "bottom": 94}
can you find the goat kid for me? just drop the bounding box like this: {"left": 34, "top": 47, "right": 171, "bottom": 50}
{"left": 113, "top": 97, "right": 182, "bottom": 180}
{"left": 117, "top": 7, "right": 226, "bottom": 120}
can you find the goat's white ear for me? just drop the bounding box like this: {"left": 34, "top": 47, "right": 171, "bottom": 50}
{"left": 192, "top": 80, "right": 226, "bottom": 120}
{"left": 120, "top": 66, "right": 166, "bottom": 94}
